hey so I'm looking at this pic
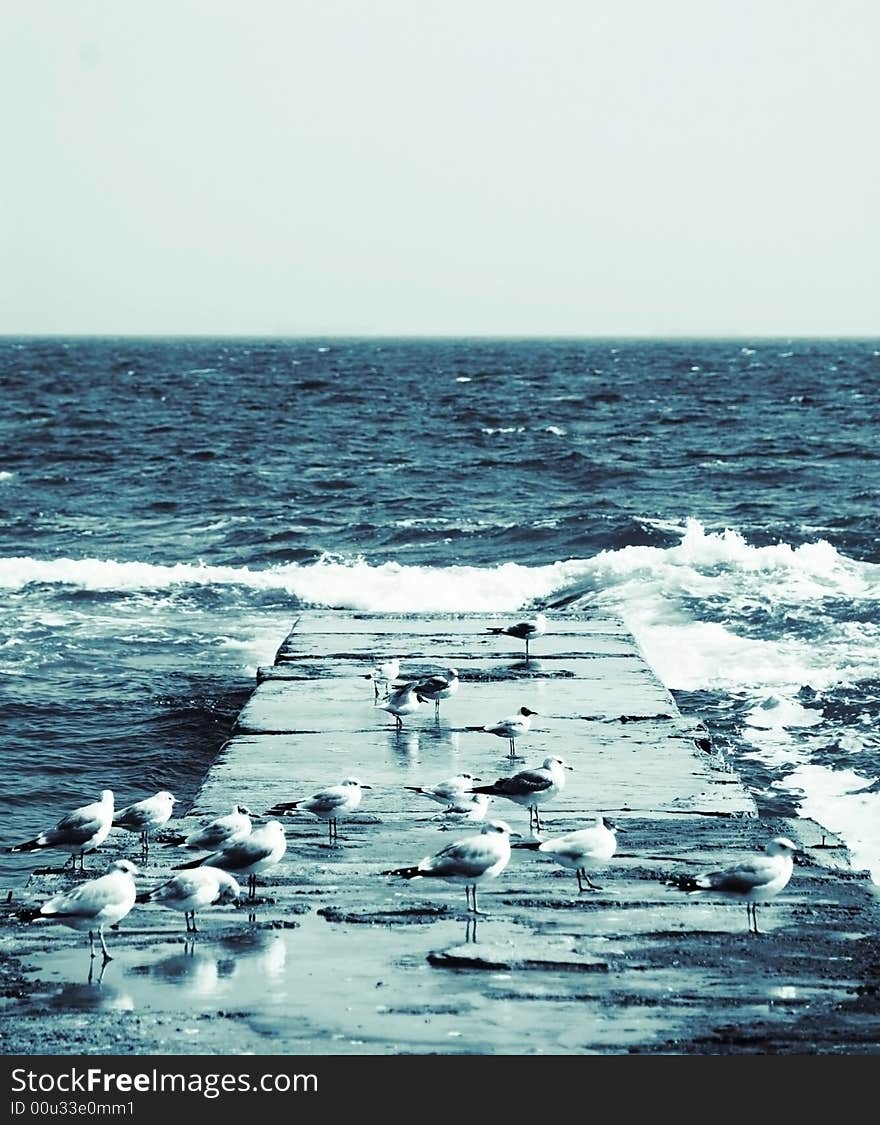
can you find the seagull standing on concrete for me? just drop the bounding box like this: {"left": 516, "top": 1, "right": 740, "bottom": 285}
{"left": 518, "top": 817, "right": 620, "bottom": 892}
{"left": 404, "top": 772, "right": 482, "bottom": 808}
{"left": 478, "top": 706, "right": 538, "bottom": 759}
{"left": 667, "top": 837, "right": 798, "bottom": 934}
{"left": 28, "top": 858, "right": 138, "bottom": 961}
{"left": 471, "top": 756, "right": 573, "bottom": 831}
{"left": 8, "top": 789, "right": 114, "bottom": 870}
{"left": 178, "top": 805, "right": 253, "bottom": 852}
{"left": 366, "top": 658, "right": 400, "bottom": 699}
{"left": 137, "top": 867, "right": 241, "bottom": 933}
{"left": 404, "top": 668, "right": 460, "bottom": 716}
{"left": 113, "top": 791, "right": 177, "bottom": 856}
{"left": 174, "top": 820, "right": 287, "bottom": 900}
{"left": 382, "top": 820, "right": 518, "bottom": 914}
{"left": 266, "top": 778, "right": 371, "bottom": 844}
{"left": 486, "top": 612, "right": 548, "bottom": 660}
{"left": 377, "top": 681, "right": 426, "bottom": 729}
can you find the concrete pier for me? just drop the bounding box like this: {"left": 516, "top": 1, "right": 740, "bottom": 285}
{"left": 3, "top": 612, "right": 880, "bottom": 1055}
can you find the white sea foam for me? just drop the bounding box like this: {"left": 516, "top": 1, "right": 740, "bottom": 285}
{"left": 784, "top": 764, "right": 880, "bottom": 883}
{"left": 0, "top": 471, "right": 14, "bottom": 481}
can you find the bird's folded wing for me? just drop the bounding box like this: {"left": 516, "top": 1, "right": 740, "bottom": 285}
{"left": 51, "top": 807, "right": 103, "bottom": 841}
{"left": 423, "top": 841, "right": 497, "bottom": 878}
{"left": 304, "top": 789, "right": 347, "bottom": 812}
{"left": 702, "top": 858, "right": 778, "bottom": 891}
{"left": 42, "top": 876, "right": 118, "bottom": 917}
{"left": 213, "top": 840, "right": 271, "bottom": 868}
{"left": 114, "top": 805, "right": 152, "bottom": 828}
{"left": 495, "top": 772, "right": 551, "bottom": 795}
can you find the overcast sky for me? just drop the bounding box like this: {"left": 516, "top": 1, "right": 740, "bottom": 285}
{"left": 2, "top": 1, "right": 878, "bottom": 336}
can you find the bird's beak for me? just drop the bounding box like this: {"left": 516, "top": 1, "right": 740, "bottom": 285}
{"left": 565, "top": 764, "right": 574, "bottom": 771}
{"left": 361, "top": 785, "right": 373, "bottom": 790}
{"left": 509, "top": 831, "right": 523, "bottom": 839}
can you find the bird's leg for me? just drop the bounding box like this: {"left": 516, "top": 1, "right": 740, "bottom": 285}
{"left": 509, "top": 737, "right": 518, "bottom": 759}
{"left": 248, "top": 874, "right": 257, "bottom": 900}
{"left": 191, "top": 914, "right": 199, "bottom": 934}
{"left": 88, "top": 931, "right": 96, "bottom": 959}
{"left": 185, "top": 912, "right": 193, "bottom": 933}
{"left": 395, "top": 715, "right": 402, "bottom": 730}
{"left": 99, "top": 927, "right": 112, "bottom": 963}
{"left": 751, "top": 904, "right": 762, "bottom": 935}
{"left": 582, "top": 871, "right": 602, "bottom": 891}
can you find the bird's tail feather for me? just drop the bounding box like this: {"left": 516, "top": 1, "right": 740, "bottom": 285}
{"left": 8, "top": 840, "right": 41, "bottom": 853}
{"left": 381, "top": 865, "right": 421, "bottom": 879}
{"left": 486, "top": 627, "right": 504, "bottom": 635}
{"left": 173, "top": 855, "right": 205, "bottom": 871}
{"left": 265, "top": 801, "right": 300, "bottom": 815}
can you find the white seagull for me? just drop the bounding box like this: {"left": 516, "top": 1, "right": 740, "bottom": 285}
{"left": 376, "top": 681, "right": 426, "bottom": 729}
{"left": 667, "top": 837, "right": 798, "bottom": 934}
{"left": 137, "top": 867, "right": 241, "bottom": 933}
{"left": 486, "top": 612, "right": 548, "bottom": 660}
{"left": 365, "top": 658, "right": 400, "bottom": 699}
{"left": 174, "top": 820, "right": 287, "bottom": 900}
{"left": 480, "top": 706, "right": 538, "bottom": 759}
{"left": 113, "top": 790, "right": 177, "bottom": 854}
{"left": 8, "top": 789, "right": 114, "bottom": 870}
{"left": 403, "top": 772, "right": 482, "bottom": 808}
{"left": 32, "top": 858, "right": 138, "bottom": 961}
{"left": 520, "top": 817, "right": 620, "bottom": 892}
{"left": 471, "top": 755, "right": 573, "bottom": 831}
{"left": 178, "top": 805, "right": 253, "bottom": 852}
{"left": 383, "top": 820, "right": 517, "bottom": 914}
{"left": 266, "top": 778, "right": 371, "bottom": 844}
{"left": 404, "top": 668, "right": 460, "bottom": 716}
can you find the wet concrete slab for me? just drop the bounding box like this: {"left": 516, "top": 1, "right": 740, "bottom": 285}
{"left": 3, "top": 612, "right": 880, "bottom": 1055}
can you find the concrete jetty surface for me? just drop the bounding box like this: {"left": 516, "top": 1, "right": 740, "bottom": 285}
{"left": 2, "top": 612, "right": 879, "bottom": 1055}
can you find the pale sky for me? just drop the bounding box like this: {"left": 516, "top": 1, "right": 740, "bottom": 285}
{"left": 2, "top": 1, "right": 878, "bottom": 336}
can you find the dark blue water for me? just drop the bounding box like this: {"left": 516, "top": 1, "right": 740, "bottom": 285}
{"left": 2, "top": 336, "right": 879, "bottom": 883}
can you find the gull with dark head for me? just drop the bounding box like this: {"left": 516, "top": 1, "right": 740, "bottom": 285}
{"left": 480, "top": 706, "right": 537, "bottom": 759}
{"left": 382, "top": 820, "right": 517, "bottom": 914}
{"left": 471, "top": 755, "right": 573, "bottom": 831}
{"left": 8, "top": 789, "right": 114, "bottom": 871}
{"left": 667, "top": 837, "right": 798, "bottom": 934}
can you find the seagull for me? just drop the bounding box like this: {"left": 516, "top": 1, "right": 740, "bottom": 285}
{"left": 174, "top": 820, "right": 287, "bottom": 900}
{"left": 479, "top": 706, "right": 537, "bottom": 759}
{"left": 376, "top": 681, "right": 426, "bottom": 729}
{"left": 403, "top": 772, "right": 482, "bottom": 808}
{"left": 486, "top": 612, "right": 548, "bottom": 660}
{"left": 431, "top": 793, "right": 491, "bottom": 826}
{"left": 137, "top": 867, "right": 241, "bottom": 933}
{"left": 471, "top": 755, "right": 573, "bottom": 831}
{"left": 113, "top": 791, "right": 177, "bottom": 855}
{"left": 666, "top": 837, "right": 798, "bottom": 934}
{"left": 28, "top": 858, "right": 138, "bottom": 961}
{"left": 365, "top": 658, "right": 400, "bottom": 699}
{"left": 518, "top": 817, "right": 620, "bottom": 892}
{"left": 382, "top": 820, "right": 517, "bottom": 914}
{"left": 176, "top": 805, "right": 253, "bottom": 852}
{"left": 402, "top": 668, "right": 460, "bottom": 716}
{"left": 265, "top": 778, "right": 371, "bottom": 844}
{"left": 8, "top": 789, "right": 114, "bottom": 871}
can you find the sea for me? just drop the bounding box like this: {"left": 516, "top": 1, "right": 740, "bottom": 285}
{"left": 1, "top": 336, "right": 878, "bottom": 888}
